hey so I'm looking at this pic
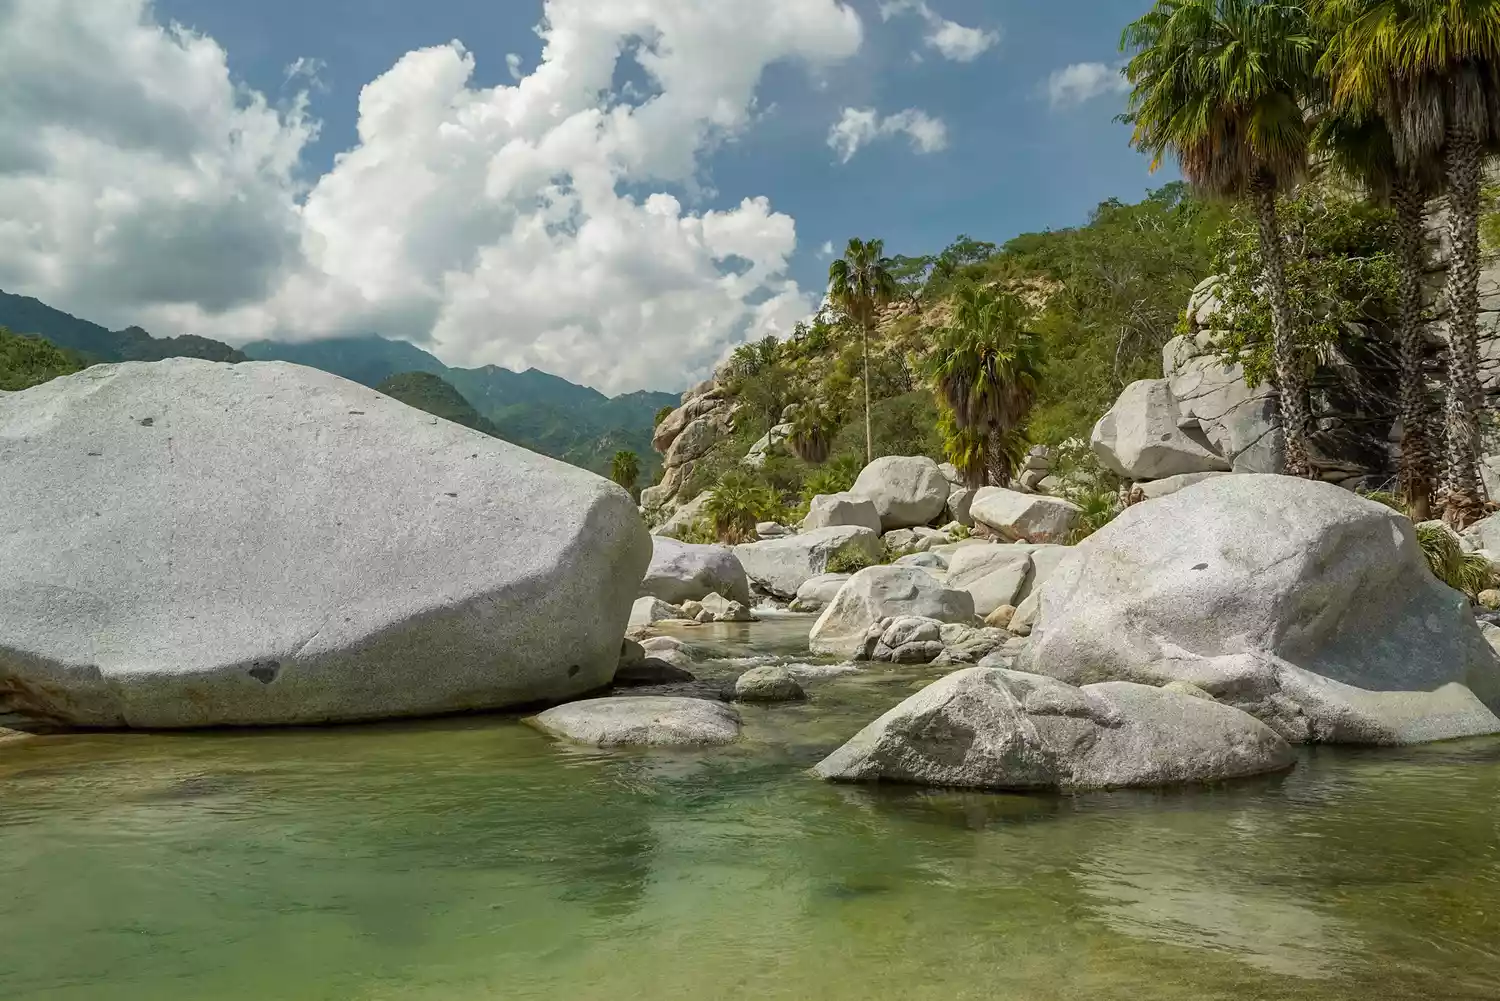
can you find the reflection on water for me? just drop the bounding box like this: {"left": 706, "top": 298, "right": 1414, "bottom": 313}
{"left": 3, "top": 620, "right": 1499, "bottom": 1000}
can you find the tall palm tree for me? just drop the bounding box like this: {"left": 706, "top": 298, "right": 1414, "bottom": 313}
{"left": 1313, "top": 107, "right": 1444, "bottom": 517}
{"left": 610, "top": 450, "right": 640, "bottom": 496}
{"left": 1318, "top": 0, "right": 1500, "bottom": 527}
{"left": 828, "top": 238, "right": 897, "bottom": 463}
{"left": 787, "top": 401, "right": 839, "bottom": 464}
{"left": 925, "top": 283, "right": 1042, "bottom": 488}
{"left": 1122, "top": 0, "right": 1320, "bottom": 478}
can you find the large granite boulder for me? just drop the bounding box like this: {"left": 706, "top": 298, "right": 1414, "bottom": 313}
{"left": 850, "top": 455, "right": 949, "bottom": 530}
{"left": 944, "top": 544, "right": 1032, "bottom": 616}
{"left": 809, "top": 565, "right": 975, "bottom": 658}
{"left": 813, "top": 668, "right": 1294, "bottom": 791}
{"left": 0, "top": 360, "right": 650, "bottom": 728}
{"left": 790, "top": 573, "right": 853, "bottom": 613}
{"left": 531, "top": 697, "right": 742, "bottom": 747}
{"left": 656, "top": 491, "right": 713, "bottom": 539}
{"left": 744, "top": 423, "right": 794, "bottom": 469}
{"left": 734, "top": 527, "right": 881, "bottom": 600}
{"left": 663, "top": 414, "right": 726, "bottom": 468}
{"left": 801, "top": 492, "right": 883, "bottom": 535}
{"left": 1091, "top": 378, "right": 1232, "bottom": 480}
{"left": 641, "top": 537, "right": 750, "bottom": 604}
{"left": 970, "top": 487, "right": 1082, "bottom": 543}
{"left": 1164, "top": 333, "right": 1283, "bottom": 474}
{"left": 1025, "top": 475, "right": 1500, "bottom": 745}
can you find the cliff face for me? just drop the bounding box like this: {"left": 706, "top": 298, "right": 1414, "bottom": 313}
{"left": 640, "top": 375, "right": 737, "bottom": 518}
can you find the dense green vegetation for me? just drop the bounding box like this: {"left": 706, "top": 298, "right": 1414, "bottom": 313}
{"left": 0, "top": 327, "right": 86, "bottom": 391}
{"left": 0, "top": 291, "right": 246, "bottom": 364}
{"left": 373, "top": 372, "right": 504, "bottom": 438}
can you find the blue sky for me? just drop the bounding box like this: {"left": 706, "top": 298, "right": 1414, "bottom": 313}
{"left": 0, "top": 0, "right": 1174, "bottom": 392}
{"left": 154, "top": 0, "right": 1164, "bottom": 293}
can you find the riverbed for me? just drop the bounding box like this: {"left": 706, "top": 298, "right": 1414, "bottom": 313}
{"left": 3, "top": 616, "right": 1498, "bottom": 1000}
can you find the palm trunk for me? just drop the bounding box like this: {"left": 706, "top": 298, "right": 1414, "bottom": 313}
{"left": 1441, "top": 126, "right": 1487, "bottom": 529}
{"left": 862, "top": 319, "right": 873, "bottom": 464}
{"left": 1250, "top": 171, "right": 1312, "bottom": 478}
{"left": 1393, "top": 171, "right": 1437, "bottom": 521}
{"left": 985, "top": 425, "right": 1010, "bottom": 487}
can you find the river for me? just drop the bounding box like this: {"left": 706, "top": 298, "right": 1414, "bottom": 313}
{"left": 3, "top": 615, "right": 1498, "bottom": 999}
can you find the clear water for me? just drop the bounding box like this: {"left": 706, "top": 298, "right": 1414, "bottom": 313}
{"left": 4, "top": 617, "right": 1500, "bottom": 1000}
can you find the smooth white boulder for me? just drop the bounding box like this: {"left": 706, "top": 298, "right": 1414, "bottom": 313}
{"left": 947, "top": 486, "right": 977, "bottom": 526}
{"left": 734, "top": 666, "right": 805, "bottom": 702}
{"left": 1091, "top": 378, "right": 1232, "bottom": 480}
{"left": 809, "top": 565, "right": 976, "bottom": 658}
{"left": 814, "top": 668, "right": 1294, "bottom": 790}
{"left": 790, "top": 573, "right": 852, "bottom": 613}
{"left": 1136, "top": 470, "right": 1232, "bottom": 500}
{"left": 945, "top": 544, "right": 1032, "bottom": 616}
{"left": 734, "top": 527, "right": 881, "bottom": 600}
{"left": 629, "top": 597, "right": 683, "bottom": 629}
{"left": 0, "top": 360, "right": 650, "bottom": 728}
{"left": 641, "top": 537, "right": 750, "bottom": 604}
{"left": 801, "top": 492, "right": 883, "bottom": 535}
{"left": 1026, "top": 475, "right": 1500, "bottom": 744}
{"left": 970, "top": 487, "right": 1082, "bottom": 543}
{"left": 531, "top": 697, "right": 742, "bottom": 747}
{"left": 656, "top": 491, "right": 713, "bottom": 539}
{"left": 1165, "top": 332, "right": 1284, "bottom": 474}
{"left": 850, "top": 455, "right": 949, "bottom": 530}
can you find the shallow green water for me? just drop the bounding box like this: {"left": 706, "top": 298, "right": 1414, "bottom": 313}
{"left": 4, "top": 617, "right": 1500, "bottom": 1000}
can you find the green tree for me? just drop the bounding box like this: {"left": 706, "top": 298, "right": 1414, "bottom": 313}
{"left": 925, "top": 283, "right": 1042, "bottom": 487}
{"left": 787, "top": 400, "right": 839, "bottom": 464}
{"left": 1317, "top": 0, "right": 1500, "bottom": 525}
{"left": 703, "top": 470, "right": 781, "bottom": 544}
{"left": 1312, "top": 103, "right": 1444, "bottom": 518}
{"left": 611, "top": 450, "right": 641, "bottom": 495}
{"left": 828, "top": 238, "right": 897, "bottom": 463}
{"left": 0, "top": 328, "right": 86, "bottom": 391}
{"left": 1122, "top": 0, "right": 1319, "bottom": 477}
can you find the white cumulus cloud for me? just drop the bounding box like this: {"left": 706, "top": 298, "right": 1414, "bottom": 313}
{"left": 0, "top": 0, "right": 867, "bottom": 393}
{"left": 1046, "top": 61, "right": 1130, "bottom": 108}
{"left": 828, "top": 107, "right": 948, "bottom": 163}
{"left": 879, "top": 1, "right": 998, "bottom": 63}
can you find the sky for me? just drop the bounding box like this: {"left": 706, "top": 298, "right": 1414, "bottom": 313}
{"left": 0, "top": 0, "right": 1169, "bottom": 394}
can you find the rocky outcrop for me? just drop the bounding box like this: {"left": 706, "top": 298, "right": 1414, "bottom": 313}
{"left": 1091, "top": 379, "right": 1232, "bottom": 480}
{"left": 1025, "top": 475, "right": 1500, "bottom": 744}
{"left": 647, "top": 377, "right": 735, "bottom": 520}
{"left": 802, "top": 492, "right": 883, "bottom": 535}
{"left": 970, "top": 488, "right": 1081, "bottom": 543}
{"left": 734, "top": 527, "right": 881, "bottom": 600}
{"left": 850, "top": 455, "right": 949, "bottom": 530}
{"left": 531, "top": 697, "right": 742, "bottom": 747}
{"left": 809, "top": 565, "right": 976, "bottom": 658}
{"left": 744, "top": 423, "right": 794, "bottom": 468}
{"left": 641, "top": 537, "right": 751, "bottom": 605}
{"left": 655, "top": 491, "right": 713, "bottom": 539}
{"left": 0, "top": 360, "right": 650, "bottom": 728}
{"left": 813, "top": 668, "right": 1295, "bottom": 791}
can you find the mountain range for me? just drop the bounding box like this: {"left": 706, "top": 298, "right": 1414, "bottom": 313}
{"left": 0, "top": 290, "right": 678, "bottom": 477}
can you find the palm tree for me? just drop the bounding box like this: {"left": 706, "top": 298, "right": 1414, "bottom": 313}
{"left": 828, "top": 238, "right": 897, "bottom": 463}
{"left": 1313, "top": 107, "right": 1444, "bottom": 518}
{"left": 1122, "top": 0, "right": 1320, "bottom": 478}
{"left": 925, "top": 283, "right": 1042, "bottom": 488}
{"left": 610, "top": 450, "right": 640, "bottom": 496}
{"left": 787, "top": 401, "right": 839, "bottom": 464}
{"left": 1317, "top": 0, "right": 1500, "bottom": 527}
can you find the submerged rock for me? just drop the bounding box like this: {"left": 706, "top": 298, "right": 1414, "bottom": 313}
{"left": 734, "top": 666, "right": 806, "bottom": 702}
{"left": 613, "top": 659, "right": 697, "bottom": 688}
{"left": 0, "top": 360, "right": 649, "bottom": 728}
{"left": 531, "top": 697, "right": 742, "bottom": 747}
{"left": 813, "top": 668, "right": 1294, "bottom": 791}
{"left": 1026, "top": 475, "right": 1500, "bottom": 745}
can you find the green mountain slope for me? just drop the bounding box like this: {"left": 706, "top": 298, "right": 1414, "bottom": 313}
{"left": 0, "top": 327, "right": 87, "bottom": 391}
{"left": 0, "top": 291, "right": 246, "bottom": 363}
{"left": 374, "top": 372, "right": 503, "bottom": 437}
{"left": 244, "top": 335, "right": 677, "bottom": 477}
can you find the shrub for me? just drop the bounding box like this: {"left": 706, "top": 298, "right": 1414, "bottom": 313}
{"left": 1415, "top": 522, "right": 1495, "bottom": 600}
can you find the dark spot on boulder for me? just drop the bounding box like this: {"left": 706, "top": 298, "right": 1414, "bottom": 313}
{"left": 1159, "top": 432, "right": 1172, "bottom": 442}
{"left": 1191, "top": 562, "right": 1208, "bottom": 571}
{"left": 445, "top": 492, "right": 458, "bottom": 498}
{"left": 567, "top": 664, "right": 581, "bottom": 677}
{"left": 86, "top": 451, "right": 102, "bottom": 457}
{"left": 247, "top": 662, "right": 279, "bottom": 684}
{"left": 138, "top": 417, "right": 154, "bottom": 427}
{"left": 348, "top": 410, "right": 365, "bottom": 415}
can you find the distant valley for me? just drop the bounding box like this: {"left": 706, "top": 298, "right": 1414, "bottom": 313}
{"left": 0, "top": 290, "right": 678, "bottom": 478}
